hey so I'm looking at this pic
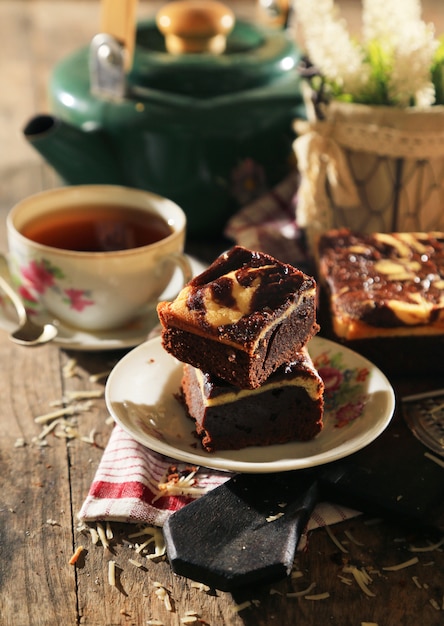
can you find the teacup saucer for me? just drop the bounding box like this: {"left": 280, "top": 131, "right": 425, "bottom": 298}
{"left": 0, "top": 255, "right": 206, "bottom": 351}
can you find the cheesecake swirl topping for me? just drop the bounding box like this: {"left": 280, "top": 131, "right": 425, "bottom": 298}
{"left": 168, "top": 247, "right": 316, "bottom": 341}
{"left": 319, "top": 230, "right": 444, "bottom": 327}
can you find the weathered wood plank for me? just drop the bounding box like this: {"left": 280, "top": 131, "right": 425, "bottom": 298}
{"left": 0, "top": 341, "right": 79, "bottom": 625}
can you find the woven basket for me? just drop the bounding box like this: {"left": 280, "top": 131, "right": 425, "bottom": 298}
{"left": 294, "top": 99, "right": 444, "bottom": 252}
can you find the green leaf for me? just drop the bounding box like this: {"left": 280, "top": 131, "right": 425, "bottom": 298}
{"left": 431, "top": 36, "right": 444, "bottom": 104}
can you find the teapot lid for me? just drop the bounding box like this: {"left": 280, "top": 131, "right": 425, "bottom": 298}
{"left": 126, "top": 17, "right": 299, "bottom": 98}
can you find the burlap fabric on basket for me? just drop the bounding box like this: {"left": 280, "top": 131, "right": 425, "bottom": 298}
{"left": 294, "top": 100, "right": 444, "bottom": 253}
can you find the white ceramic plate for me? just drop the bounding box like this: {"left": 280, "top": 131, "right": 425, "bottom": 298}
{"left": 105, "top": 335, "right": 396, "bottom": 473}
{"left": 0, "top": 256, "right": 206, "bottom": 351}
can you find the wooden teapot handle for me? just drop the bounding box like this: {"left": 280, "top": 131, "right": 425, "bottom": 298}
{"left": 99, "top": 0, "right": 138, "bottom": 69}
{"left": 156, "top": 0, "right": 235, "bottom": 55}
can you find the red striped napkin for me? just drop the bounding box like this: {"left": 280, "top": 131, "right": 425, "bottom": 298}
{"left": 78, "top": 425, "right": 360, "bottom": 544}
{"left": 78, "top": 425, "right": 230, "bottom": 527}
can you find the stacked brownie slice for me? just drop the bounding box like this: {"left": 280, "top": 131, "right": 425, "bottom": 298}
{"left": 157, "top": 246, "right": 324, "bottom": 452}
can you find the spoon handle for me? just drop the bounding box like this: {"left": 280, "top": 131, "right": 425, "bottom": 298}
{"left": 0, "top": 257, "right": 27, "bottom": 325}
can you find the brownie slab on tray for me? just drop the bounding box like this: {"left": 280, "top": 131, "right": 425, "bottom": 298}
{"left": 317, "top": 228, "right": 444, "bottom": 375}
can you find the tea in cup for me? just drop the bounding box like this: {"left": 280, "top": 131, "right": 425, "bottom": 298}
{"left": 6, "top": 185, "right": 192, "bottom": 331}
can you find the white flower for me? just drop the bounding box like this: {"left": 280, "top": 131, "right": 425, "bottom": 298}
{"left": 363, "top": 0, "right": 438, "bottom": 106}
{"left": 293, "top": 0, "right": 440, "bottom": 106}
{"left": 362, "top": 0, "right": 421, "bottom": 45}
{"left": 293, "top": 0, "right": 370, "bottom": 97}
{"left": 388, "top": 20, "right": 437, "bottom": 106}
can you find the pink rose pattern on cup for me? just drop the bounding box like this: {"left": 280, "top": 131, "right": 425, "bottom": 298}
{"left": 17, "top": 258, "right": 95, "bottom": 315}
{"left": 313, "top": 349, "right": 370, "bottom": 429}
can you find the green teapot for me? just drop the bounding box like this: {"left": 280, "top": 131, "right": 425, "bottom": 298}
{"left": 24, "top": 0, "right": 304, "bottom": 238}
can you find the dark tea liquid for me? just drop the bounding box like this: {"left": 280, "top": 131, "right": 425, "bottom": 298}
{"left": 21, "top": 204, "right": 173, "bottom": 252}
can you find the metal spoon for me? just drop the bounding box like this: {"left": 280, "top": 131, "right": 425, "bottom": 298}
{"left": 0, "top": 258, "right": 58, "bottom": 346}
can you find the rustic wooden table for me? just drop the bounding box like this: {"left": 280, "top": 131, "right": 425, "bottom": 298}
{"left": 1, "top": 2, "right": 443, "bottom": 625}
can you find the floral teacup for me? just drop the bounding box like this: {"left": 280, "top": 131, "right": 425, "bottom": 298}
{"left": 7, "top": 185, "right": 192, "bottom": 331}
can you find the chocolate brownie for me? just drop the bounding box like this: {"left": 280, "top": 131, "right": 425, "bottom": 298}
{"left": 157, "top": 246, "right": 319, "bottom": 389}
{"left": 180, "top": 347, "right": 324, "bottom": 452}
{"left": 317, "top": 229, "right": 444, "bottom": 340}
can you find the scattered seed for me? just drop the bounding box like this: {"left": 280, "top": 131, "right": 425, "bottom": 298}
{"left": 89, "top": 370, "right": 111, "bottom": 383}
{"left": 63, "top": 357, "right": 78, "bottom": 378}
{"left": 305, "top": 592, "right": 330, "bottom": 600}
{"left": 96, "top": 522, "right": 110, "bottom": 549}
{"left": 383, "top": 557, "right": 419, "bottom": 571}
{"left": 287, "top": 582, "right": 317, "bottom": 598}
{"left": 69, "top": 546, "right": 84, "bottom": 565}
{"left": 343, "top": 566, "right": 375, "bottom": 597}
{"left": 424, "top": 452, "right": 444, "bottom": 469}
{"left": 105, "top": 521, "right": 113, "bottom": 540}
{"left": 266, "top": 512, "right": 285, "bottom": 522}
{"left": 153, "top": 583, "right": 172, "bottom": 611}
{"left": 232, "top": 600, "right": 252, "bottom": 612}
{"left": 190, "top": 581, "right": 210, "bottom": 592}
{"left": 344, "top": 529, "right": 364, "bottom": 546}
{"left": 80, "top": 428, "right": 97, "bottom": 445}
{"left": 269, "top": 589, "right": 283, "bottom": 596}
{"left": 34, "top": 407, "right": 77, "bottom": 424}
{"left": 409, "top": 537, "right": 444, "bottom": 552}
{"left": 325, "top": 525, "right": 348, "bottom": 553}
{"left": 108, "top": 560, "right": 117, "bottom": 587}
{"left": 65, "top": 389, "right": 104, "bottom": 401}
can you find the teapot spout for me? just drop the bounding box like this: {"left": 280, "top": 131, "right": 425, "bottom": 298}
{"left": 23, "top": 115, "right": 124, "bottom": 185}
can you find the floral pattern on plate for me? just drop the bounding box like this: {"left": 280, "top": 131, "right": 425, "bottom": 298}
{"left": 105, "top": 336, "right": 395, "bottom": 473}
{"left": 313, "top": 349, "right": 370, "bottom": 429}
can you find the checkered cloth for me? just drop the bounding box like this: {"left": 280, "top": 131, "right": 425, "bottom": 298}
{"left": 224, "top": 169, "right": 312, "bottom": 269}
